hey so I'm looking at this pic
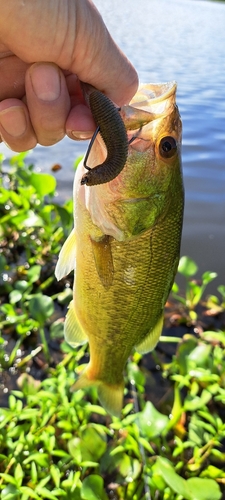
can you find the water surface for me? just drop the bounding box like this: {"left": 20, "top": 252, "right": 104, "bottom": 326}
{"left": 1, "top": 0, "right": 225, "bottom": 290}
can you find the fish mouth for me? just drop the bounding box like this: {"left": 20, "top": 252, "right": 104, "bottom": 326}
{"left": 132, "top": 81, "right": 177, "bottom": 107}
{"left": 120, "top": 82, "right": 177, "bottom": 133}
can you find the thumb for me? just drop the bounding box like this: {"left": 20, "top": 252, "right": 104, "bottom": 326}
{"left": 0, "top": 0, "right": 138, "bottom": 106}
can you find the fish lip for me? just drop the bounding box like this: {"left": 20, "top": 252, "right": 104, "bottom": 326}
{"left": 130, "top": 81, "right": 177, "bottom": 106}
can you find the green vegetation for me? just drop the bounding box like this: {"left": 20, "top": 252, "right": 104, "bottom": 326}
{"left": 0, "top": 153, "right": 225, "bottom": 500}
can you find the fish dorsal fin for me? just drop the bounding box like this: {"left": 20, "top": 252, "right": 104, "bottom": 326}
{"left": 64, "top": 300, "right": 88, "bottom": 347}
{"left": 135, "top": 313, "right": 164, "bottom": 354}
{"left": 90, "top": 235, "right": 114, "bottom": 289}
{"left": 55, "top": 230, "right": 76, "bottom": 281}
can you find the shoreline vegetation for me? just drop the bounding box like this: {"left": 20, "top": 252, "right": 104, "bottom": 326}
{"left": 0, "top": 153, "right": 225, "bottom": 500}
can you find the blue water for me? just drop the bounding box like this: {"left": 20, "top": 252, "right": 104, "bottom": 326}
{"left": 1, "top": 0, "right": 225, "bottom": 289}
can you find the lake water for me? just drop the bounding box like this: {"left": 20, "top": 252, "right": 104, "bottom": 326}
{"left": 1, "top": 0, "right": 225, "bottom": 291}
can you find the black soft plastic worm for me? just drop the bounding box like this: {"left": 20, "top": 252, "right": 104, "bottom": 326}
{"left": 81, "top": 90, "right": 128, "bottom": 186}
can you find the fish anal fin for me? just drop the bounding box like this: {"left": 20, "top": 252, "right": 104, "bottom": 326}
{"left": 55, "top": 229, "right": 76, "bottom": 281}
{"left": 64, "top": 300, "right": 88, "bottom": 347}
{"left": 136, "top": 313, "right": 164, "bottom": 354}
{"left": 98, "top": 381, "right": 124, "bottom": 418}
{"left": 71, "top": 365, "right": 124, "bottom": 418}
{"left": 90, "top": 235, "right": 114, "bottom": 289}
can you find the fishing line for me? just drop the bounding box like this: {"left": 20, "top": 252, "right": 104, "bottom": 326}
{"left": 129, "top": 370, "right": 152, "bottom": 500}
{"left": 83, "top": 126, "right": 100, "bottom": 171}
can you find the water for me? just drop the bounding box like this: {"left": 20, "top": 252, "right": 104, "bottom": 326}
{"left": 1, "top": 0, "right": 225, "bottom": 290}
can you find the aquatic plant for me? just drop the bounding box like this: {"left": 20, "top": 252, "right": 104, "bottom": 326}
{"left": 0, "top": 153, "right": 224, "bottom": 499}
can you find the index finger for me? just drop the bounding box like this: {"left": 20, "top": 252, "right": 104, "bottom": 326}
{"left": 67, "top": 0, "right": 139, "bottom": 106}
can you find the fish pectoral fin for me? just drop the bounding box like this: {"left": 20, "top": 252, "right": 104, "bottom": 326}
{"left": 55, "top": 229, "right": 76, "bottom": 281}
{"left": 90, "top": 235, "right": 114, "bottom": 289}
{"left": 135, "top": 313, "right": 164, "bottom": 354}
{"left": 71, "top": 365, "right": 124, "bottom": 418}
{"left": 64, "top": 300, "right": 88, "bottom": 347}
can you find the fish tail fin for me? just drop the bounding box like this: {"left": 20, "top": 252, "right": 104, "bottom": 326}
{"left": 71, "top": 366, "right": 124, "bottom": 418}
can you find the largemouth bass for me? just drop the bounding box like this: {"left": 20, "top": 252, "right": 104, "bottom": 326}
{"left": 55, "top": 82, "right": 184, "bottom": 417}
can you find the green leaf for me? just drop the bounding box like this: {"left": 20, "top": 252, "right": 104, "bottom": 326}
{"left": 218, "top": 285, "right": 225, "bottom": 299}
{"left": 200, "top": 330, "right": 225, "bottom": 346}
{"left": 188, "top": 344, "right": 212, "bottom": 367}
{"left": 202, "top": 271, "right": 217, "bottom": 286}
{"left": 74, "top": 155, "right": 83, "bottom": 169}
{"left": 15, "top": 280, "right": 31, "bottom": 292}
{"left": 26, "top": 265, "right": 41, "bottom": 283}
{"left": 55, "top": 205, "right": 73, "bottom": 228}
{"left": 34, "top": 487, "right": 58, "bottom": 500}
{"left": 127, "top": 361, "right": 145, "bottom": 389}
{"left": 1, "top": 484, "right": 20, "bottom": 500}
{"left": 57, "top": 287, "right": 73, "bottom": 305}
{"left": 68, "top": 438, "right": 82, "bottom": 464}
{"left": 16, "top": 318, "right": 36, "bottom": 335}
{"left": 19, "top": 487, "right": 40, "bottom": 499}
{"left": 10, "top": 191, "right": 23, "bottom": 206}
{"left": 184, "top": 389, "right": 212, "bottom": 411}
{"left": 178, "top": 256, "right": 198, "bottom": 277}
{"left": 187, "top": 478, "right": 222, "bottom": 500}
{"left": 0, "top": 474, "right": 17, "bottom": 486}
{"left": 69, "top": 426, "right": 107, "bottom": 463}
{"left": 10, "top": 151, "right": 28, "bottom": 166}
{"left": 9, "top": 290, "right": 22, "bottom": 304}
{"left": 50, "top": 319, "right": 64, "bottom": 339}
{"left": 30, "top": 461, "right": 38, "bottom": 484}
{"left": 81, "top": 475, "right": 107, "bottom": 500}
{"left": 138, "top": 401, "right": 169, "bottom": 439}
{"left": 29, "top": 294, "right": 54, "bottom": 325}
{"left": 172, "top": 281, "right": 179, "bottom": 293}
{"left": 30, "top": 172, "right": 56, "bottom": 196}
{"left": 0, "top": 254, "right": 7, "bottom": 272}
{"left": 50, "top": 465, "right": 61, "bottom": 488}
{"left": 117, "top": 454, "right": 141, "bottom": 481}
{"left": 176, "top": 336, "right": 198, "bottom": 375}
{"left": 200, "top": 465, "right": 225, "bottom": 479}
{"left": 156, "top": 457, "right": 192, "bottom": 499}
{"left": 23, "top": 452, "right": 49, "bottom": 467}
{"left": 11, "top": 209, "right": 43, "bottom": 228}
{"left": 14, "top": 463, "right": 24, "bottom": 487}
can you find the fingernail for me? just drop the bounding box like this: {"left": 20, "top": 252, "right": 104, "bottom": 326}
{"left": 30, "top": 63, "right": 61, "bottom": 101}
{"left": 0, "top": 107, "right": 27, "bottom": 137}
{"left": 71, "top": 131, "right": 93, "bottom": 140}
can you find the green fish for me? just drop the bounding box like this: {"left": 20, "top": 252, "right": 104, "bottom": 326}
{"left": 55, "top": 82, "right": 184, "bottom": 417}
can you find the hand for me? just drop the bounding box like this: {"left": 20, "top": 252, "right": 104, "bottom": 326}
{"left": 0, "top": 0, "right": 138, "bottom": 151}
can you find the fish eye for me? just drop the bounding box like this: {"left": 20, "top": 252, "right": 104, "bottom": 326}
{"left": 159, "top": 136, "right": 177, "bottom": 159}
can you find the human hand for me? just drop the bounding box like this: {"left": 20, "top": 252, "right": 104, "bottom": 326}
{"left": 0, "top": 0, "right": 138, "bottom": 151}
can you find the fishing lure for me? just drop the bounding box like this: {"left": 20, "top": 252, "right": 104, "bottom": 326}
{"left": 81, "top": 90, "right": 129, "bottom": 186}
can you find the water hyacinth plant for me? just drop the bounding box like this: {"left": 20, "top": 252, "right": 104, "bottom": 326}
{"left": 0, "top": 153, "right": 225, "bottom": 500}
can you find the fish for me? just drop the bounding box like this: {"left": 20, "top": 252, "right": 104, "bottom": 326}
{"left": 55, "top": 82, "right": 184, "bottom": 417}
